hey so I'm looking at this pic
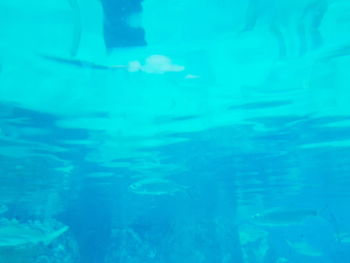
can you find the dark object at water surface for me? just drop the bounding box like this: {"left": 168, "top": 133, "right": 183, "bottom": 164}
{"left": 99, "top": 0, "right": 147, "bottom": 50}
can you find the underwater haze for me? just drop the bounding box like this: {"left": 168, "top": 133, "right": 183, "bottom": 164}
{"left": 1, "top": 0, "right": 350, "bottom": 262}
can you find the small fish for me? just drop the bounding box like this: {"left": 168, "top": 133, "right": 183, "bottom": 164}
{"left": 251, "top": 208, "right": 317, "bottom": 227}
{"left": 276, "top": 257, "right": 288, "bottom": 263}
{"left": 336, "top": 232, "right": 350, "bottom": 244}
{"left": 318, "top": 44, "right": 350, "bottom": 62}
{"left": 185, "top": 74, "right": 201, "bottom": 79}
{"left": 38, "top": 54, "right": 115, "bottom": 70}
{"left": 287, "top": 240, "right": 323, "bottom": 257}
{"left": 0, "top": 219, "right": 68, "bottom": 247}
{"left": 238, "top": 224, "right": 268, "bottom": 245}
{"left": 87, "top": 172, "right": 115, "bottom": 178}
{"left": 129, "top": 178, "right": 187, "bottom": 195}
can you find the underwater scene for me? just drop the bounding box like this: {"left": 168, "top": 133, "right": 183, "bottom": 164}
{"left": 1, "top": 0, "right": 350, "bottom": 262}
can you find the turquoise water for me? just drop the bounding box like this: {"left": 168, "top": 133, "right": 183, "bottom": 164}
{"left": 1, "top": 0, "right": 350, "bottom": 262}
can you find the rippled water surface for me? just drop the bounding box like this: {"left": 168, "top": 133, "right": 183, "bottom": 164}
{"left": 1, "top": 0, "right": 350, "bottom": 262}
